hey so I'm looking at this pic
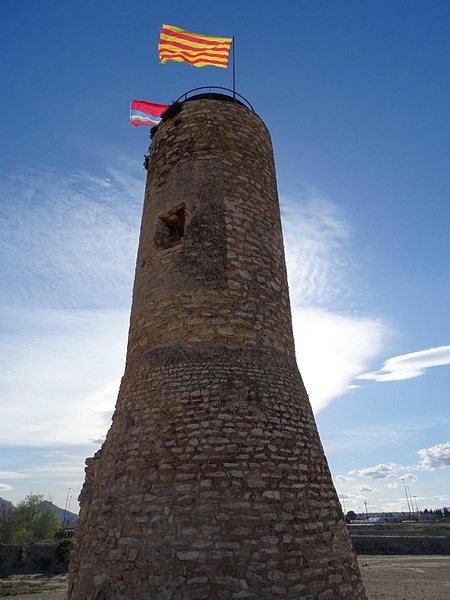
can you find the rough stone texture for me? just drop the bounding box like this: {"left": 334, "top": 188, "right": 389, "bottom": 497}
{"left": 67, "top": 98, "right": 367, "bottom": 599}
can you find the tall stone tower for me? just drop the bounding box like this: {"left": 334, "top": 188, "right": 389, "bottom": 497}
{"left": 68, "top": 95, "right": 366, "bottom": 599}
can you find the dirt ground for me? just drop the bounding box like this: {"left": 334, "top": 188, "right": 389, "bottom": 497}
{"left": 360, "top": 555, "right": 450, "bottom": 600}
{"left": 1, "top": 556, "right": 449, "bottom": 599}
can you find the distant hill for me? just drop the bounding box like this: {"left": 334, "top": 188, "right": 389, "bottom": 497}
{"left": 0, "top": 497, "right": 14, "bottom": 510}
{"left": 41, "top": 500, "right": 79, "bottom": 526}
{"left": 0, "top": 496, "right": 78, "bottom": 526}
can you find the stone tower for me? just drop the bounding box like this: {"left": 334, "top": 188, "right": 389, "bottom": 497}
{"left": 68, "top": 95, "right": 366, "bottom": 599}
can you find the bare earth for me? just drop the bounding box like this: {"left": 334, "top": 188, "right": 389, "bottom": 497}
{"left": 1, "top": 556, "right": 449, "bottom": 599}
{"left": 360, "top": 555, "right": 450, "bottom": 600}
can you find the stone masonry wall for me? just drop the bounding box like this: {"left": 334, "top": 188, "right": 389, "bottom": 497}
{"left": 126, "top": 100, "right": 294, "bottom": 364}
{"left": 67, "top": 99, "right": 367, "bottom": 599}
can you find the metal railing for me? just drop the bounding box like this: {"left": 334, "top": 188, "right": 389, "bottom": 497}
{"left": 175, "top": 87, "right": 254, "bottom": 111}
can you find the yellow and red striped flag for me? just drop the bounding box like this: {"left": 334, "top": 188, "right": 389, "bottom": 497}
{"left": 158, "top": 24, "right": 232, "bottom": 69}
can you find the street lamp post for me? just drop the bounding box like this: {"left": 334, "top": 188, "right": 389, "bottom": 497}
{"left": 407, "top": 486, "right": 415, "bottom": 518}
{"left": 401, "top": 479, "right": 412, "bottom": 517}
{"left": 63, "top": 487, "right": 71, "bottom": 529}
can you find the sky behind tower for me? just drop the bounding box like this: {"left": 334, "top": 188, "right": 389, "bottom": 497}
{"left": 1, "top": 0, "right": 449, "bottom": 516}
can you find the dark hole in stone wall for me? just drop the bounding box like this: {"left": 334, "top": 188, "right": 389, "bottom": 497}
{"left": 154, "top": 203, "right": 186, "bottom": 249}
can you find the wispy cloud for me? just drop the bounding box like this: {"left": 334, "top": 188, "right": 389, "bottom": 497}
{"left": 323, "top": 415, "right": 445, "bottom": 453}
{"left": 0, "top": 307, "right": 128, "bottom": 446}
{"left": 0, "top": 472, "right": 29, "bottom": 480}
{"left": 0, "top": 484, "right": 13, "bottom": 492}
{"left": 0, "top": 162, "right": 143, "bottom": 450}
{"left": 0, "top": 445, "right": 95, "bottom": 506}
{"left": 432, "top": 495, "right": 450, "bottom": 504}
{"left": 418, "top": 441, "right": 450, "bottom": 470}
{"left": 357, "top": 346, "right": 450, "bottom": 382}
{"left": 0, "top": 162, "right": 142, "bottom": 310}
{"left": 0, "top": 171, "right": 388, "bottom": 450}
{"left": 281, "top": 192, "right": 351, "bottom": 307}
{"left": 281, "top": 192, "right": 387, "bottom": 411}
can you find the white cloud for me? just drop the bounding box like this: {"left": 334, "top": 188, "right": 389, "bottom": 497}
{"left": 349, "top": 463, "right": 401, "bottom": 479}
{"left": 0, "top": 163, "right": 143, "bottom": 448}
{"left": 340, "top": 441, "right": 450, "bottom": 508}
{"left": 399, "top": 473, "right": 418, "bottom": 482}
{"left": 0, "top": 472, "right": 29, "bottom": 480}
{"left": 357, "top": 346, "right": 450, "bottom": 382}
{"left": 355, "top": 485, "right": 379, "bottom": 494}
{"left": 281, "top": 193, "right": 387, "bottom": 411}
{"left": 0, "top": 171, "right": 388, "bottom": 446}
{"left": 0, "top": 163, "right": 142, "bottom": 310}
{"left": 0, "top": 484, "right": 14, "bottom": 492}
{"left": 281, "top": 193, "right": 351, "bottom": 307}
{"left": 336, "top": 475, "right": 354, "bottom": 482}
{"left": 0, "top": 445, "right": 97, "bottom": 507}
{"left": 337, "top": 492, "right": 370, "bottom": 508}
{"left": 432, "top": 495, "right": 450, "bottom": 504}
{"left": 0, "top": 307, "right": 128, "bottom": 446}
{"left": 418, "top": 442, "right": 450, "bottom": 470}
{"left": 292, "top": 308, "right": 384, "bottom": 411}
{"left": 349, "top": 465, "right": 420, "bottom": 483}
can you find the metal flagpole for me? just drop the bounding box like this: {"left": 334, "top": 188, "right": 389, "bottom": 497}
{"left": 232, "top": 36, "right": 236, "bottom": 100}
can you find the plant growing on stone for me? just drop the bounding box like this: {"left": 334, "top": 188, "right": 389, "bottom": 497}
{"left": 143, "top": 102, "right": 184, "bottom": 169}
{"left": 160, "top": 101, "right": 183, "bottom": 122}
{"left": 56, "top": 537, "right": 75, "bottom": 564}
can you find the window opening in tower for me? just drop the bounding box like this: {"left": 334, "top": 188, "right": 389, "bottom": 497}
{"left": 154, "top": 203, "right": 186, "bottom": 249}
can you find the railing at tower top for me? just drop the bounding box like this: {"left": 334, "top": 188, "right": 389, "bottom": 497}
{"left": 176, "top": 87, "right": 255, "bottom": 112}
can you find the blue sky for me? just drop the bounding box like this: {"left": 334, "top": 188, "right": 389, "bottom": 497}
{"left": 1, "top": 1, "right": 449, "bottom": 515}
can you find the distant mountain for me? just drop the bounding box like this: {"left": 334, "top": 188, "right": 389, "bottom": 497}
{"left": 41, "top": 500, "right": 79, "bottom": 526}
{"left": 0, "top": 496, "right": 78, "bottom": 525}
{"left": 0, "top": 497, "right": 14, "bottom": 510}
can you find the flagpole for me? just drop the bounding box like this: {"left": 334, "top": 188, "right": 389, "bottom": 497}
{"left": 232, "top": 36, "right": 236, "bottom": 100}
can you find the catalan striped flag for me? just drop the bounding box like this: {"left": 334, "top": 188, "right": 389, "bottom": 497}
{"left": 158, "top": 24, "right": 232, "bottom": 69}
{"left": 130, "top": 100, "right": 169, "bottom": 127}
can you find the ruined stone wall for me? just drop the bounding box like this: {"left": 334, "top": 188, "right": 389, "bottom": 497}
{"left": 68, "top": 99, "right": 366, "bottom": 599}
